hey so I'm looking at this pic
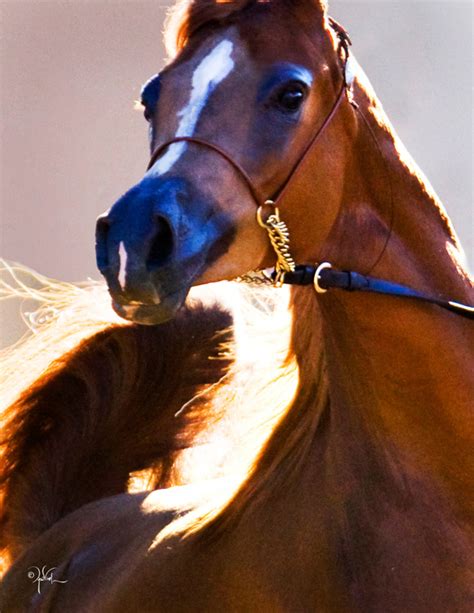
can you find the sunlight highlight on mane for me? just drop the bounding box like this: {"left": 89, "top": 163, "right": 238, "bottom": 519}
{"left": 134, "top": 279, "right": 299, "bottom": 495}
{"left": 0, "top": 260, "right": 304, "bottom": 576}
{"left": 0, "top": 260, "right": 125, "bottom": 413}
{"left": 0, "top": 260, "right": 300, "bottom": 544}
{"left": 137, "top": 284, "right": 329, "bottom": 550}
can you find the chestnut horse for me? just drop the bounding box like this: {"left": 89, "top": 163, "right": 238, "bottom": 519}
{"left": 1, "top": 0, "right": 473, "bottom": 610}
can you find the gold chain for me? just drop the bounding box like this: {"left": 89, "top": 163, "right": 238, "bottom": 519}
{"left": 234, "top": 202, "right": 296, "bottom": 287}
{"left": 234, "top": 270, "right": 273, "bottom": 286}
{"left": 257, "top": 201, "right": 295, "bottom": 286}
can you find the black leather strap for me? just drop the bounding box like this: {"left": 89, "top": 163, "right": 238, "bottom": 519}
{"left": 278, "top": 265, "right": 474, "bottom": 320}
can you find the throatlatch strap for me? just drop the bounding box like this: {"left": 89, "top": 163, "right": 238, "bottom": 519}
{"left": 279, "top": 265, "right": 474, "bottom": 320}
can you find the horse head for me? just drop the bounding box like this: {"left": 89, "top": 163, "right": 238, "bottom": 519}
{"left": 96, "top": 0, "right": 348, "bottom": 324}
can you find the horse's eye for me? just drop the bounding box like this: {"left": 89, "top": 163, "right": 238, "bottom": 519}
{"left": 140, "top": 73, "right": 161, "bottom": 123}
{"left": 276, "top": 83, "right": 307, "bottom": 112}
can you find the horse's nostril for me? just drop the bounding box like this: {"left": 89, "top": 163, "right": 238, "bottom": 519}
{"left": 95, "top": 216, "right": 111, "bottom": 272}
{"left": 146, "top": 216, "right": 174, "bottom": 270}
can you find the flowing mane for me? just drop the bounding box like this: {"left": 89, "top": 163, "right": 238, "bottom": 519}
{"left": 0, "top": 260, "right": 303, "bottom": 565}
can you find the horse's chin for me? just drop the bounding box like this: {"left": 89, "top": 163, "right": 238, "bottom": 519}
{"left": 111, "top": 289, "right": 188, "bottom": 325}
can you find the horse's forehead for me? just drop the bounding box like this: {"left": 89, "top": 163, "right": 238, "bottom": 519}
{"left": 155, "top": 28, "right": 253, "bottom": 134}
{"left": 148, "top": 29, "right": 251, "bottom": 177}
{"left": 165, "top": 27, "right": 249, "bottom": 95}
{"left": 163, "top": 18, "right": 316, "bottom": 102}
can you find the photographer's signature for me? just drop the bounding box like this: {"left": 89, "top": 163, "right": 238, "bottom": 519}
{"left": 27, "top": 566, "right": 68, "bottom": 594}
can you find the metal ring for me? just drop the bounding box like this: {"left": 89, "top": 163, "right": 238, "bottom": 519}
{"left": 273, "top": 270, "right": 286, "bottom": 288}
{"left": 313, "top": 262, "right": 332, "bottom": 294}
{"left": 257, "top": 200, "right": 278, "bottom": 228}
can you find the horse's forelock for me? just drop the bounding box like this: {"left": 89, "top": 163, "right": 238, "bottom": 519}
{"left": 164, "top": 0, "right": 327, "bottom": 59}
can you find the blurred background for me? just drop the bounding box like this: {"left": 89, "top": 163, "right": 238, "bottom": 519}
{"left": 0, "top": 0, "right": 472, "bottom": 345}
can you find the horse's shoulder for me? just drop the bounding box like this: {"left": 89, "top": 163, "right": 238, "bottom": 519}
{"left": 0, "top": 496, "right": 150, "bottom": 604}
{"left": 1, "top": 479, "right": 233, "bottom": 610}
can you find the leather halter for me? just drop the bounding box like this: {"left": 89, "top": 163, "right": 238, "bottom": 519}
{"left": 146, "top": 85, "right": 348, "bottom": 210}
{"left": 147, "top": 18, "right": 351, "bottom": 210}
{"left": 148, "top": 136, "right": 267, "bottom": 205}
{"left": 146, "top": 21, "right": 474, "bottom": 321}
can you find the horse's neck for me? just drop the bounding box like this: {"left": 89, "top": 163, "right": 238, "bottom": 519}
{"left": 318, "top": 72, "right": 472, "bottom": 404}
{"left": 236, "top": 280, "right": 472, "bottom": 606}
{"left": 287, "top": 74, "right": 474, "bottom": 565}
{"left": 281, "top": 155, "right": 473, "bottom": 600}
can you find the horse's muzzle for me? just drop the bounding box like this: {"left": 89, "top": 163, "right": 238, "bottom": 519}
{"left": 96, "top": 177, "right": 194, "bottom": 324}
{"left": 96, "top": 176, "right": 235, "bottom": 325}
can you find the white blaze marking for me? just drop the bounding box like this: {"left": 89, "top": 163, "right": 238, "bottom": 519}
{"left": 118, "top": 241, "right": 128, "bottom": 289}
{"left": 148, "top": 39, "right": 235, "bottom": 176}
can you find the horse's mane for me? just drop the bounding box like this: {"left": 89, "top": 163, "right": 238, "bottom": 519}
{"left": 0, "top": 261, "right": 295, "bottom": 478}
{"left": 1, "top": 260, "right": 317, "bottom": 562}
{"left": 157, "top": 284, "right": 327, "bottom": 545}
{"left": 164, "top": 0, "right": 253, "bottom": 58}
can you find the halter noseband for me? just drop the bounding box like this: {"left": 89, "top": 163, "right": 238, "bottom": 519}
{"left": 146, "top": 21, "right": 474, "bottom": 321}
{"left": 147, "top": 136, "right": 266, "bottom": 206}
